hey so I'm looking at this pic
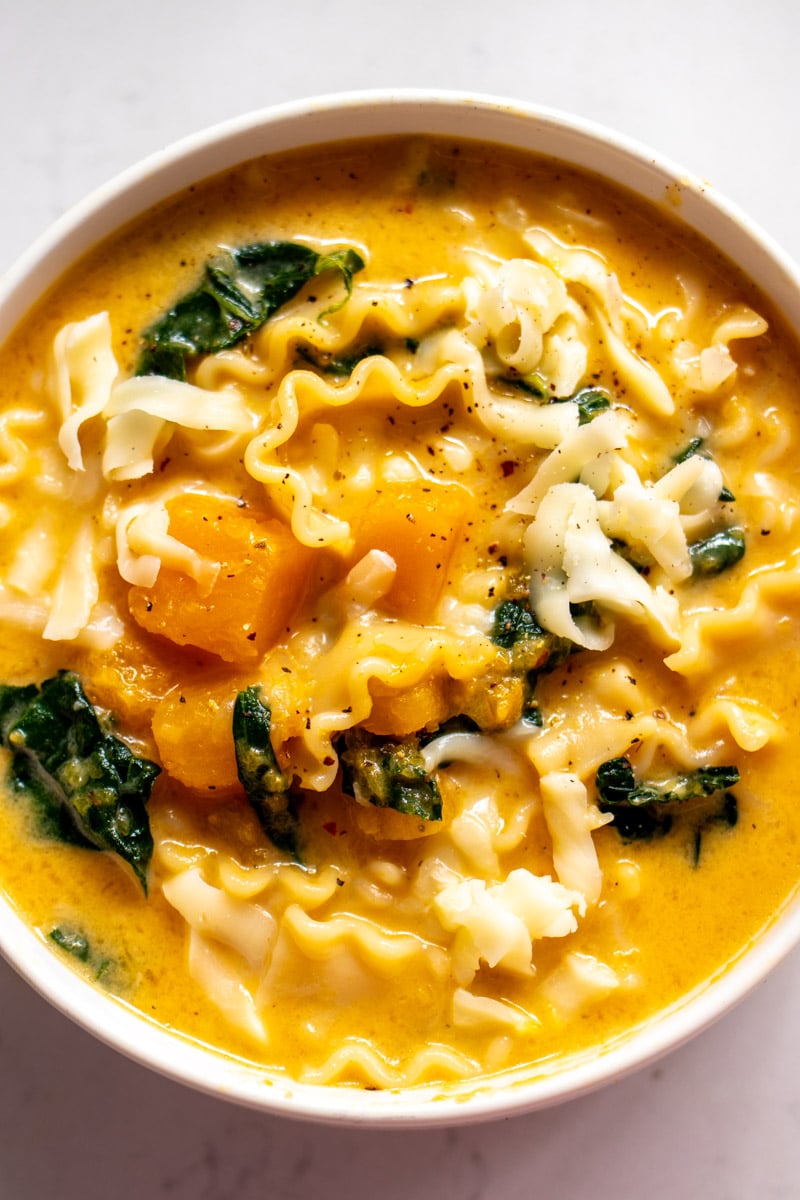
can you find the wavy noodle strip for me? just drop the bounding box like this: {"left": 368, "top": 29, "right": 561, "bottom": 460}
{"left": 277, "top": 617, "right": 495, "bottom": 788}
{"left": 186, "top": 932, "right": 268, "bottom": 1045}
{"left": 528, "top": 710, "right": 708, "bottom": 778}
{"left": 192, "top": 278, "right": 465, "bottom": 399}
{"left": 0, "top": 408, "right": 48, "bottom": 485}
{"left": 298, "top": 1038, "right": 481, "bottom": 1087}
{"left": 452, "top": 988, "right": 539, "bottom": 1033}
{"left": 52, "top": 312, "right": 118, "bottom": 471}
{"left": 666, "top": 556, "right": 800, "bottom": 674}
{"left": 42, "top": 515, "right": 99, "bottom": 641}
{"left": 688, "top": 697, "right": 784, "bottom": 753}
{"left": 275, "top": 864, "right": 345, "bottom": 909}
{"left": 281, "top": 904, "right": 448, "bottom": 978}
{"left": 162, "top": 867, "right": 276, "bottom": 971}
{"left": 243, "top": 334, "right": 580, "bottom": 547}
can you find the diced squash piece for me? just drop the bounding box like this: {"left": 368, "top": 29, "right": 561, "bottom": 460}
{"left": 349, "top": 480, "right": 473, "bottom": 622}
{"left": 364, "top": 675, "right": 450, "bottom": 736}
{"left": 84, "top": 634, "right": 178, "bottom": 736}
{"left": 343, "top": 794, "right": 441, "bottom": 842}
{"left": 152, "top": 677, "right": 243, "bottom": 793}
{"left": 129, "top": 494, "right": 314, "bottom": 663}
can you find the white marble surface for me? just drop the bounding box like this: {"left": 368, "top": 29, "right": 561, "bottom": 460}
{"left": 0, "top": 1, "right": 799, "bottom": 1195}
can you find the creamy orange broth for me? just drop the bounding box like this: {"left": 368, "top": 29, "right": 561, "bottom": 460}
{"left": 0, "top": 135, "right": 799, "bottom": 1087}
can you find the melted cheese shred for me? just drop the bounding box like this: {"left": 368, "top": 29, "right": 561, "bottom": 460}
{"left": 0, "top": 135, "right": 798, "bottom": 1092}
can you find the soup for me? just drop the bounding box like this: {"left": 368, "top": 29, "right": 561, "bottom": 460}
{"left": 0, "top": 134, "right": 798, "bottom": 1090}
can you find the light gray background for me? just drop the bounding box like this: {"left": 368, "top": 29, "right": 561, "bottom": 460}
{"left": 0, "top": 2, "right": 798, "bottom": 1196}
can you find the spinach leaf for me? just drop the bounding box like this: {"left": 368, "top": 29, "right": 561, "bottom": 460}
{"left": 595, "top": 755, "right": 740, "bottom": 843}
{"left": 673, "top": 438, "right": 736, "bottom": 501}
{"left": 0, "top": 672, "right": 159, "bottom": 891}
{"left": 49, "top": 924, "right": 120, "bottom": 983}
{"left": 436, "top": 595, "right": 577, "bottom": 733}
{"left": 502, "top": 372, "right": 549, "bottom": 399}
{"left": 49, "top": 925, "right": 90, "bottom": 962}
{"left": 689, "top": 527, "right": 746, "bottom": 577}
{"left": 673, "top": 436, "right": 706, "bottom": 464}
{"left": 570, "top": 387, "right": 611, "bottom": 425}
{"left": 232, "top": 687, "right": 300, "bottom": 857}
{"left": 491, "top": 597, "right": 575, "bottom": 676}
{"left": 339, "top": 729, "right": 442, "bottom": 822}
{"left": 137, "top": 242, "right": 365, "bottom": 380}
{"left": 501, "top": 378, "right": 611, "bottom": 425}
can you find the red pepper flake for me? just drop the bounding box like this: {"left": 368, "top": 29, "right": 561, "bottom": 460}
{"left": 323, "top": 821, "right": 338, "bottom": 836}
{"left": 501, "top": 460, "right": 518, "bottom": 477}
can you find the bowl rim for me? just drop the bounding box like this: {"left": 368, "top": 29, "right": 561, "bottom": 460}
{"left": 1, "top": 88, "right": 799, "bottom": 1128}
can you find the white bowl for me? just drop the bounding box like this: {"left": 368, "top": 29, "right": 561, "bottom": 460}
{"left": 1, "top": 90, "right": 799, "bottom": 1127}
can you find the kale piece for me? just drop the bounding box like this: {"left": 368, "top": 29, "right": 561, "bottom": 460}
{"left": 490, "top": 597, "right": 573, "bottom": 669}
{"left": 689, "top": 527, "right": 746, "bottom": 577}
{"left": 692, "top": 790, "right": 739, "bottom": 865}
{"left": 595, "top": 755, "right": 740, "bottom": 845}
{"left": 0, "top": 672, "right": 159, "bottom": 892}
{"left": 339, "top": 728, "right": 442, "bottom": 822}
{"left": 137, "top": 241, "right": 365, "bottom": 380}
{"left": 232, "top": 687, "right": 300, "bottom": 857}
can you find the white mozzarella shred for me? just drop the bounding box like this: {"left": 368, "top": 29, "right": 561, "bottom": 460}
{"left": 466, "top": 257, "right": 570, "bottom": 373}
{"left": 525, "top": 482, "right": 682, "bottom": 650}
{"left": 433, "top": 868, "right": 584, "bottom": 977}
{"left": 506, "top": 409, "right": 628, "bottom": 517}
{"left": 102, "top": 376, "right": 254, "bottom": 481}
{"left": 656, "top": 454, "right": 724, "bottom": 515}
{"left": 42, "top": 516, "right": 99, "bottom": 641}
{"left": 451, "top": 988, "right": 537, "bottom": 1032}
{"left": 598, "top": 463, "right": 693, "bottom": 581}
{"left": 538, "top": 951, "right": 620, "bottom": 1019}
{"left": 524, "top": 227, "right": 625, "bottom": 330}
{"left": 539, "top": 771, "right": 612, "bottom": 906}
{"left": 537, "top": 308, "right": 589, "bottom": 397}
{"left": 115, "top": 500, "right": 220, "bottom": 589}
{"left": 52, "top": 312, "right": 119, "bottom": 471}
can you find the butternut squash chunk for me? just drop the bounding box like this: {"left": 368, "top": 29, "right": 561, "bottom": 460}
{"left": 151, "top": 677, "right": 243, "bottom": 793}
{"left": 129, "top": 494, "right": 314, "bottom": 663}
{"left": 350, "top": 480, "right": 472, "bottom": 622}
